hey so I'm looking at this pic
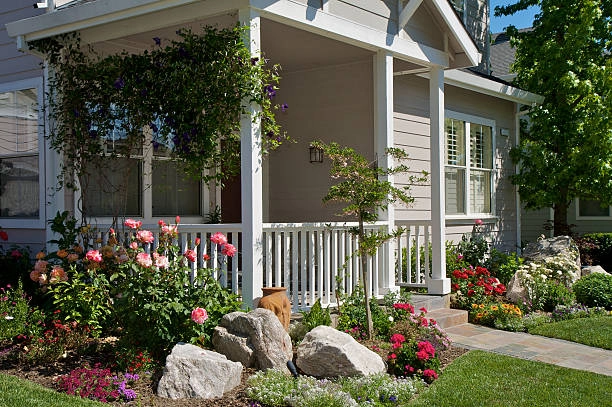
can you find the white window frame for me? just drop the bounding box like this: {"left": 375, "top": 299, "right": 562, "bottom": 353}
{"left": 0, "top": 77, "right": 46, "bottom": 229}
{"left": 74, "top": 127, "right": 211, "bottom": 226}
{"left": 575, "top": 198, "right": 612, "bottom": 220}
{"left": 444, "top": 110, "right": 496, "bottom": 221}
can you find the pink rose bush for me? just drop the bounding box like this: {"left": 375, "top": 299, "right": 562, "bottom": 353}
{"left": 386, "top": 306, "right": 448, "bottom": 382}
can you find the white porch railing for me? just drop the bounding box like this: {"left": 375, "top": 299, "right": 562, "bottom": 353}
{"left": 91, "top": 220, "right": 432, "bottom": 311}
{"left": 395, "top": 221, "right": 432, "bottom": 290}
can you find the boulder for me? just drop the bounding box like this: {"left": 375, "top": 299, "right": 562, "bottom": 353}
{"left": 212, "top": 308, "right": 292, "bottom": 373}
{"left": 296, "top": 325, "right": 385, "bottom": 377}
{"left": 506, "top": 272, "right": 527, "bottom": 305}
{"left": 581, "top": 265, "right": 609, "bottom": 277}
{"left": 157, "top": 343, "right": 242, "bottom": 399}
{"left": 523, "top": 236, "right": 581, "bottom": 283}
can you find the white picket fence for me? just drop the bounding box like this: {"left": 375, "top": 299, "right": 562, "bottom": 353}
{"left": 91, "top": 220, "right": 432, "bottom": 311}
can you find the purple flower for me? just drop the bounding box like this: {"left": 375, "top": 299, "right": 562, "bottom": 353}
{"left": 281, "top": 103, "right": 288, "bottom": 112}
{"left": 153, "top": 37, "right": 161, "bottom": 46}
{"left": 264, "top": 84, "right": 276, "bottom": 99}
{"left": 123, "top": 388, "right": 137, "bottom": 400}
{"left": 114, "top": 77, "right": 125, "bottom": 89}
{"left": 250, "top": 57, "right": 259, "bottom": 65}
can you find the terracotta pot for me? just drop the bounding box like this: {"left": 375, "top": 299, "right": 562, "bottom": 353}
{"left": 257, "top": 286, "right": 291, "bottom": 330}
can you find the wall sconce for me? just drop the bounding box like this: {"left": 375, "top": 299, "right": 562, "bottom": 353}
{"left": 309, "top": 145, "right": 324, "bottom": 163}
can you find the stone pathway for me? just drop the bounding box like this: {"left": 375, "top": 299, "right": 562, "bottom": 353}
{"left": 445, "top": 323, "right": 612, "bottom": 377}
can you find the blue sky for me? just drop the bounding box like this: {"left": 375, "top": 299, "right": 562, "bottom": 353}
{"left": 490, "top": 1, "right": 540, "bottom": 33}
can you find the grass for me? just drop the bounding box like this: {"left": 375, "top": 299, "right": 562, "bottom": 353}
{"left": 527, "top": 316, "right": 612, "bottom": 350}
{"left": 0, "top": 373, "right": 104, "bottom": 407}
{"left": 408, "top": 350, "right": 612, "bottom": 407}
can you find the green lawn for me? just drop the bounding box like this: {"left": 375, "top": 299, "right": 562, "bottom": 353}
{"left": 528, "top": 316, "right": 612, "bottom": 350}
{"left": 0, "top": 373, "right": 104, "bottom": 407}
{"left": 408, "top": 350, "right": 612, "bottom": 407}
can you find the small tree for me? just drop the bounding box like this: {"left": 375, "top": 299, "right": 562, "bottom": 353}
{"left": 495, "top": 0, "right": 612, "bottom": 236}
{"left": 312, "top": 141, "right": 427, "bottom": 339}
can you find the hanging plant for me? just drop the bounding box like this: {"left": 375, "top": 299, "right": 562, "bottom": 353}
{"left": 30, "top": 25, "right": 287, "bottom": 192}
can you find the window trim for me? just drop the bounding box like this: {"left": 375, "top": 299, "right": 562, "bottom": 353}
{"left": 575, "top": 198, "right": 612, "bottom": 220}
{"left": 444, "top": 110, "right": 496, "bottom": 220}
{"left": 0, "top": 77, "right": 45, "bottom": 229}
{"left": 74, "top": 126, "right": 211, "bottom": 225}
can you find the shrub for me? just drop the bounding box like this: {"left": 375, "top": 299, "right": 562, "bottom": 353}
{"left": 577, "top": 233, "right": 612, "bottom": 271}
{"left": 387, "top": 336, "right": 440, "bottom": 382}
{"left": 486, "top": 248, "right": 522, "bottom": 285}
{"left": 337, "top": 285, "right": 392, "bottom": 339}
{"left": 0, "top": 283, "right": 30, "bottom": 340}
{"left": 457, "top": 220, "right": 489, "bottom": 267}
{"left": 572, "top": 273, "right": 612, "bottom": 310}
{"left": 112, "top": 219, "right": 243, "bottom": 356}
{"left": 0, "top": 247, "right": 35, "bottom": 295}
{"left": 541, "top": 280, "right": 575, "bottom": 312}
{"left": 450, "top": 266, "right": 506, "bottom": 310}
{"left": 301, "top": 298, "right": 332, "bottom": 332}
{"left": 446, "top": 241, "right": 468, "bottom": 275}
{"left": 20, "top": 318, "right": 90, "bottom": 364}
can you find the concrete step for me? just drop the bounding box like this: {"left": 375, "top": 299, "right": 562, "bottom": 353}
{"left": 409, "top": 294, "right": 450, "bottom": 312}
{"left": 425, "top": 308, "right": 468, "bottom": 329}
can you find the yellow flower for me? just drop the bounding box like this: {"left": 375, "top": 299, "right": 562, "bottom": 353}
{"left": 479, "top": 304, "right": 485, "bottom": 309}
{"left": 490, "top": 305, "right": 499, "bottom": 311}
{"left": 471, "top": 304, "right": 479, "bottom": 309}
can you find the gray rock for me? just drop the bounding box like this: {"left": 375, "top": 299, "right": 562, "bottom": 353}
{"left": 157, "top": 343, "right": 242, "bottom": 399}
{"left": 581, "top": 265, "right": 609, "bottom": 276}
{"left": 523, "top": 236, "right": 581, "bottom": 283}
{"left": 296, "top": 325, "right": 385, "bottom": 377}
{"left": 212, "top": 308, "right": 292, "bottom": 373}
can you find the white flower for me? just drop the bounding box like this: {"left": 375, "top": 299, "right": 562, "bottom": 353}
{"left": 388, "top": 316, "right": 394, "bottom": 322}
{"left": 4, "top": 316, "right": 14, "bottom": 320}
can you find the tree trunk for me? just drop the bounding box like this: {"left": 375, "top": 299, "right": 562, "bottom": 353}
{"left": 359, "top": 220, "right": 374, "bottom": 340}
{"left": 553, "top": 196, "right": 570, "bottom": 236}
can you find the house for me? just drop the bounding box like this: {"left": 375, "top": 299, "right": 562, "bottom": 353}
{"left": 490, "top": 30, "right": 612, "bottom": 243}
{"left": 3, "top": 0, "right": 540, "bottom": 310}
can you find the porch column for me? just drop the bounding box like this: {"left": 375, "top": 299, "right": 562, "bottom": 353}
{"left": 373, "top": 50, "right": 397, "bottom": 294}
{"left": 428, "top": 66, "right": 450, "bottom": 294}
{"left": 239, "top": 8, "right": 264, "bottom": 308}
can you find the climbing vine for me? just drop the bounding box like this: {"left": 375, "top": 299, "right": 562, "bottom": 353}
{"left": 30, "top": 25, "right": 287, "bottom": 195}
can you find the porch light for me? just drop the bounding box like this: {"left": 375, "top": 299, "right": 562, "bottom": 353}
{"left": 309, "top": 145, "right": 324, "bottom": 163}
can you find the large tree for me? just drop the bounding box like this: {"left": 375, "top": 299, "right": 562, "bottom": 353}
{"left": 496, "top": 0, "right": 612, "bottom": 235}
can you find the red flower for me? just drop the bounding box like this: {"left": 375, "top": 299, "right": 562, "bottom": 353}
{"left": 0, "top": 231, "right": 8, "bottom": 241}
{"left": 451, "top": 283, "right": 460, "bottom": 291}
{"left": 390, "top": 333, "right": 406, "bottom": 344}
{"left": 388, "top": 353, "right": 397, "bottom": 360}
{"left": 475, "top": 266, "right": 490, "bottom": 276}
{"left": 423, "top": 369, "right": 438, "bottom": 380}
{"left": 467, "top": 289, "right": 475, "bottom": 297}
{"left": 183, "top": 249, "right": 197, "bottom": 262}
{"left": 221, "top": 243, "right": 237, "bottom": 257}
{"left": 203, "top": 254, "right": 210, "bottom": 261}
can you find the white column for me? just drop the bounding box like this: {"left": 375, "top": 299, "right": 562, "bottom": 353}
{"left": 373, "top": 50, "right": 397, "bottom": 294}
{"left": 428, "top": 66, "right": 450, "bottom": 294}
{"left": 239, "top": 7, "right": 264, "bottom": 308}
{"left": 43, "top": 65, "right": 64, "bottom": 251}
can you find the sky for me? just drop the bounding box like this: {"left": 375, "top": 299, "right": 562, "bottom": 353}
{"left": 490, "top": 1, "right": 540, "bottom": 33}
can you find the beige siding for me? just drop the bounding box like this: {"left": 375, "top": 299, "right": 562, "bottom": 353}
{"left": 0, "top": 2, "right": 44, "bottom": 82}
{"left": 393, "top": 73, "right": 519, "bottom": 252}
{"left": 268, "top": 59, "right": 374, "bottom": 222}
{"left": 521, "top": 207, "right": 553, "bottom": 244}
{"left": 404, "top": 5, "right": 445, "bottom": 51}
{"left": 1, "top": 1, "right": 46, "bottom": 250}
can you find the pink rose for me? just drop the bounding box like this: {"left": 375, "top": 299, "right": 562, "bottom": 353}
{"left": 155, "top": 255, "right": 169, "bottom": 269}
{"left": 136, "top": 252, "right": 152, "bottom": 268}
{"left": 195, "top": 237, "right": 201, "bottom": 246}
{"left": 191, "top": 307, "right": 208, "bottom": 324}
{"left": 158, "top": 219, "right": 166, "bottom": 227}
{"left": 175, "top": 216, "right": 181, "bottom": 224}
{"left": 136, "top": 230, "right": 155, "bottom": 244}
{"left": 161, "top": 225, "right": 178, "bottom": 237}
{"left": 124, "top": 218, "right": 142, "bottom": 229}
{"left": 210, "top": 232, "right": 227, "bottom": 245}
{"left": 130, "top": 241, "right": 138, "bottom": 250}
{"left": 34, "top": 260, "right": 48, "bottom": 272}
{"left": 85, "top": 250, "right": 103, "bottom": 263}
{"left": 10, "top": 250, "right": 22, "bottom": 258}
{"left": 30, "top": 269, "right": 41, "bottom": 282}
{"left": 221, "top": 243, "right": 237, "bottom": 257}
{"left": 474, "top": 219, "right": 483, "bottom": 226}
{"left": 183, "top": 249, "right": 197, "bottom": 262}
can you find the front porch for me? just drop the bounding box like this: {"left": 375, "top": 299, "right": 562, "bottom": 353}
{"left": 94, "top": 219, "right": 434, "bottom": 311}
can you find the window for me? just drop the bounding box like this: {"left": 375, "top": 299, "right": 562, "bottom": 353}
{"left": 577, "top": 198, "right": 611, "bottom": 218}
{"left": 444, "top": 113, "right": 495, "bottom": 217}
{"left": 0, "top": 79, "right": 44, "bottom": 227}
{"left": 81, "top": 124, "right": 204, "bottom": 221}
